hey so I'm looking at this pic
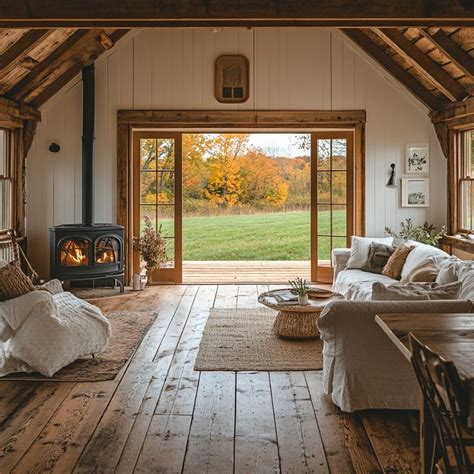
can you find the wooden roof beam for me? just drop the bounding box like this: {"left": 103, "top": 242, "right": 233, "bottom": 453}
{"left": 0, "top": 96, "right": 41, "bottom": 128}
{"left": 342, "top": 29, "right": 442, "bottom": 110}
{"left": 29, "top": 29, "right": 128, "bottom": 107}
{"left": 0, "top": 29, "right": 52, "bottom": 72}
{"left": 0, "top": 1, "right": 474, "bottom": 27}
{"left": 420, "top": 28, "right": 474, "bottom": 78}
{"left": 374, "top": 28, "right": 469, "bottom": 102}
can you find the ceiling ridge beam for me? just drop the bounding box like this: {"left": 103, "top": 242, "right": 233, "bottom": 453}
{"left": 30, "top": 29, "right": 129, "bottom": 107}
{"left": 0, "top": 29, "right": 52, "bottom": 72}
{"left": 342, "top": 29, "right": 442, "bottom": 111}
{"left": 374, "top": 28, "right": 468, "bottom": 102}
{"left": 420, "top": 28, "right": 474, "bottom": 78}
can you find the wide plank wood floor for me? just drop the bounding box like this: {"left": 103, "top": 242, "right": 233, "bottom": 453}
{"left": 0, "top": 285, "right": 420, "bottom": 473}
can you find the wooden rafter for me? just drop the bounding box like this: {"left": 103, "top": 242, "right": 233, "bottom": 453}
{"left": 5, "top": 29, "right": 90, "bottom": 102}
{"left": 342, "top": 29, "right": 442, "bottom": 110}
{"left": 0, "top": 1, "right": 474, "bottom": 27}
{"left": 374, "top": 28, "right": 468, "bottom": 102}
{"left": 0, "top": 29, "right": 52, "bottom": 72}
{"left": 30, "top": 29, "right": 128, "bottom": 107}
{"left": 420, "top": 28, "right": 474, "bottom": 78}
{"left": 0, "top": 96, "right": 41, "bottom": 128}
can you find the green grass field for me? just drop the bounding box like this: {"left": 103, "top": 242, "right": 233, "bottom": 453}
{"left": 158, "top": 210, "right": 346, "bottom": 261}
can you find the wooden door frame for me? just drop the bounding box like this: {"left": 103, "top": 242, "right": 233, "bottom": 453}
{"left": 311, "top": 130, "right": 354, "bottom": 283}
{"left": 132, "top": 131, "right": 182, "bottom": 283}
{"left": 117, "top": 110, "right": 366, "bottom": 284}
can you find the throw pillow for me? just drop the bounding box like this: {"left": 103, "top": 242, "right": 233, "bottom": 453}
{"left": 346, "top": 236, "right": 393, "bottom": 269}
{"left": 436, "top": 258, "right": 461, "bottom": 285}
{"left": 372, "top": 281, "right": 462, "bottom": 301}
{"left": 402, "top": 257, "right": 438, "bottom": 283}
{"left": 382, "top": 244, "right": 414, "bottom": 280}
{"left": 361, "top": 242, "right": 395, "bottom": 274}
{"left": 400, "top": 242, "right": 449, "bottom": 281}
{"left": 0, "top": 262, "right": 35, "bottom": 301}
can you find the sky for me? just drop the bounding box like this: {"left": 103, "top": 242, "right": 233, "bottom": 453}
{"left": 247, "top": 133, "right": 310, "bottom": 158}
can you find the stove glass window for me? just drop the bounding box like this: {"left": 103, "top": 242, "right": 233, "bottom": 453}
{"left": 59, "top": 239, "right": 89, "bottom": 266}
{"left": 95, "top": 236, "right": 120, "bottom": 264}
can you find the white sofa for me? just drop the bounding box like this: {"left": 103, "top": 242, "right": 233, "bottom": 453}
{"left": 318, "top": 242, "right": 474, "bottom": 412}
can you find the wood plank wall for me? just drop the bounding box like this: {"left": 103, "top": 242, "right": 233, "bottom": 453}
{"left": 26, "top": 28, "right": 446, "bottom": 277}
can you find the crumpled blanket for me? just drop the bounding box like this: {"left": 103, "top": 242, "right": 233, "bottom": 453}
{"left": 0, "top": 290, "right": 110, "bottom": 377}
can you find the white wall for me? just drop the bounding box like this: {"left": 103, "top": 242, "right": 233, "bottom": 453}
{"left": 26, "top": 28, "right": 447, "bottom": 276}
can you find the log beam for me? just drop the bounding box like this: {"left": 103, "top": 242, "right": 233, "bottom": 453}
{"left": 342, "top": 29, "right": 442, "bottom": 110}
{"left": 0, "top": 97, "right": 41, "bottom": 128}
{"left": 420, "top": 28, "right": 474, "bottom": 78}
{"left": 0, "top": 1, "right": 473, "bottom": 27}
{"left": 374, "top": 28, "right": 469, "bottom": 102}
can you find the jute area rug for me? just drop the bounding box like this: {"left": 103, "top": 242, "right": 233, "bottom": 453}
{"left": 194, "top": 308, "right": 323, "bottom": 371}
{"left": 0, "top": 311, "right": 156, "bottom": 382}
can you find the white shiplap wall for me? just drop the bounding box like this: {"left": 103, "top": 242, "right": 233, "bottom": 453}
{"left": 26, "top": 28, "right": 447, "bottom": 276}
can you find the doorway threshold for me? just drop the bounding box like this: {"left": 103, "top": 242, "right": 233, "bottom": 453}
{"left": 182, "top": 260, "right": 311, "bottom": 284}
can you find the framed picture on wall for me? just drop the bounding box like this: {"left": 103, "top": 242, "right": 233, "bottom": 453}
{"left": 401, "top": 178, "right": 430, "bottom": 207}
{"left": 406, "top": 144, "right": 429, "bottom": 174}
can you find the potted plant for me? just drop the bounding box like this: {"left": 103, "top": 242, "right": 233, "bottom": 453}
{"left": 385, "top": 218, "right": 447, "bottom": 247}
{"left": 133, "top": 216, "right": 167, "bottom": 284}
{"left": 289, "top": 277, "right": 310, "bottom": 305}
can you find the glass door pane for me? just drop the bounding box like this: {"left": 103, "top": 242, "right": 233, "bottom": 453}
{"left": 134, "top": 132, "right": 182, "bottom": 283}
{"left": 311, "top": 131, "right": 353, "bottom": 282}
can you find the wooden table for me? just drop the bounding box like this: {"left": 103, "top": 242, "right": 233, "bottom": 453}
{"left": 375, "top": 312, "right": 474, "bottom": 474}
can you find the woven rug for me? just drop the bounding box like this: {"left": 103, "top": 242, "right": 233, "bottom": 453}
{"left": 194, "top": 308, "right": 323, "bottom": 371}
{"left": 0, "top": 310, "right": 156, "bottom": 382}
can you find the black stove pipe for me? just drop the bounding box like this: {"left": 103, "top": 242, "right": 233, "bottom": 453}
{"left": 82, "top": 63, "right": 95, "bottom": 226}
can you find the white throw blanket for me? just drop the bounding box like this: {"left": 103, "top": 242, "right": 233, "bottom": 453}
{"left": 0, "top": 290, "right": 110, "bottom": 377}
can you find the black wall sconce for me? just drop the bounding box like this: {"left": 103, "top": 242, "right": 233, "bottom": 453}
{"left": 49, "top": 143, "right": 61, "bottom": 153}
{"left": 386, "top": 163, "right": 397, "bottom": 188}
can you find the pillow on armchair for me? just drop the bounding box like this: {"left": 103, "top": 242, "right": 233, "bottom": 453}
{"left": 0, "top": 262, "right": 34, "bottom": 301}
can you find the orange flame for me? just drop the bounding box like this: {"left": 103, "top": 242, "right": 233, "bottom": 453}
{"left": 60, "top": 240, "right": 88, "bottom": 266}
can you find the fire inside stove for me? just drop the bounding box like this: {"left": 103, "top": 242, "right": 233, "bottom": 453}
{"left": 60, "top": 239, "right": 89, "bottom": 266}
{"left": 95, "top": 236, "right": 120, "bottom": 264}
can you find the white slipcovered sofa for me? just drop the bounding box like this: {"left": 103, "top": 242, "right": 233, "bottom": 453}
{"left": 0, "top": 281, "right": 110, "bottom": 377}
{"left": 318, "top": 241, "right": 474, "bottom": 412}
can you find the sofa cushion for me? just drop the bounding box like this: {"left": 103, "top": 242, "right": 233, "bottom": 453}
{"left": 361, "top": 242, "right": 395, "bottom": 274}
{"left": 334, "top": 269, "right": 397, "bottom": 300}
{"left": 457, "top": 261, "right": 474, "bottom": 300}
{"left": 346, "top": 236, "right": 393, "bottom": 269}
{"left": 382, "top": 244, "right": 414, "bottom": 280}
{"left": 401, "top": 242, "right": 449, "bottom": 281}
{"left": 372, "top": 281, "right": 461, "bottom": 301}
{"left": 436, "top": 257, "right": 462, "bottom": 285}
{"left": 402, "top": 257, "right": 438, "bottom": 283}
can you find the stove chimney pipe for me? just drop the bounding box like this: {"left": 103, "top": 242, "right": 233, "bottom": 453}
{"left": 82, "top": 63, "right": 95, "bottom": 226}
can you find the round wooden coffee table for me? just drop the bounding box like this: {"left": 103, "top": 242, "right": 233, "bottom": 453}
{"left": 258, "top": 288, "right": 342, "bottom": 340}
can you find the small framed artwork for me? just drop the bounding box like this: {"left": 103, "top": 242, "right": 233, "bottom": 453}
{"left": 215, "top": 55, "right": 249, "bottom": 104}
{"left": 406, "top": 143, "right": 429, "bottom": 174}
{"left": 401, "top": 178, "right": 430, "bottom": 207}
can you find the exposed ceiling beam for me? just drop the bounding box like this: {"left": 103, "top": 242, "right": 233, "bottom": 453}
{"left": 30, "top": 29, "right": 129, "bottom": 107}
{"left": 420, "top": 28, "right": 474, "bottom": 78}
{"left": 374, "top": 28, "right": 468, "bottom": 102}
{"left": 0, "top": 96, "right": 41, "bottom": 128}
{"left": 342, "top": 29, "right": 442, "bottom": 110}
{"left": 5, "top": 29, "right": 93, "bottom": 102}
{"left": 0, "top": 1, "right": 474, "bottom": 27}
{"left": 0, "top": 29, "right": 52, "bottom": 72}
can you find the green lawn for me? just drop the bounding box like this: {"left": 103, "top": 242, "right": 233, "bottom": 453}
{"left": 158, "top": 210, "right": 346, "bottom": 261}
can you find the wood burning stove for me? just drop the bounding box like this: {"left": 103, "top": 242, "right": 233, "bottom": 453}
{"left": 49, "top": 63, "right": 125, "bottom": 291}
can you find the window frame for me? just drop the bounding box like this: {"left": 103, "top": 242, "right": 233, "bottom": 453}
{"left": 457, "top": 128, "right": 474, "bottom": 234}
{"left": 0, "top": 127, "right": 14, "bottom": 232}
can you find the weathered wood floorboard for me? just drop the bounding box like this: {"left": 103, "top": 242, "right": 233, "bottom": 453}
{"left": 0, "top": 285, "right": 420, "bottom": 473}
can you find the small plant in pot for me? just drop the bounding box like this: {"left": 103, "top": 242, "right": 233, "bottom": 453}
{"left": 133, "top": 216, "right": 167, "bottom": 284}
{"left": 289, "top": 277, "right": 310, "bottom": 305}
